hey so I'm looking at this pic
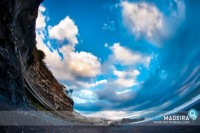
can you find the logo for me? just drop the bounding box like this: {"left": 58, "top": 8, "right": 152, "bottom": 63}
{"left": 188, "top": 109, "right": 198, "bottom": 120}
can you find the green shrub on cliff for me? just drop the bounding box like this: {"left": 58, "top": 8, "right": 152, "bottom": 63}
{"left": 37, "top": 49, "right": 46, "bottom": 60}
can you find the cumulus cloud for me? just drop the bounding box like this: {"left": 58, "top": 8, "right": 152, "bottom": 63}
{"left": 36, "top": 6, "right": 101, "bottom": 84}
{"left": 121, "top": 1, "right": 163, "bottom": 39}
{"left": 110, "top": 43, "right": 151, "bottom": 67}
{"left": 49, "top": 45, "right": 101, "bottom": 79}
{"left": 48, "top": 16, "right": 79, "bottom": 45}
{"left": 44, "top": 39, "right": 100, "bottom": 81}
{"left": 121, "top": 0, "right": 185, "bottom": 46}
{"left": 67, "top": 51, "right": 101, "bottom": 78}
{"left": 114, "top": 69, "right": 140, "bottom": 87}
{"left": 94, "top": 42, "right": 150, "bottom": 106}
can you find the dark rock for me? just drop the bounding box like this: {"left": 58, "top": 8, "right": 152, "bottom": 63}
{"left": 0, "top": 0, "right": 73, "bottom": 112}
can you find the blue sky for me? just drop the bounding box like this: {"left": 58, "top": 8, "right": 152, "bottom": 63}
{"left": 35, "top": 0, "right": 200, "bottom": 119}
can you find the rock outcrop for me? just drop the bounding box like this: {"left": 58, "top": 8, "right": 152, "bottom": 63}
{"left": 0, "top": 0, "right": 73, "bottom": 111}
{"left": 25, "top": 49, "right": 74, "bottom": 111}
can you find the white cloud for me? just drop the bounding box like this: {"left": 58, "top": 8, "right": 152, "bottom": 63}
{"left": 114, "top": 69, "right": 139, "bottom": 78}
{"left": 73, "top": 97, "right": 88, "bottom": 104}
{"left": 121, "top": 1, "right": 163, "bottom": 41}
{"left": 36, "top": 5, "right": 48, "bottom": 42}
{"left": 88, "top": 80, "right": 107, "bottom": 88}
{"left": 114, "top": 69, "right": 140, "bottom": 88}
{"left": 41, "top": 43, "right": 101, "bottom": 81}
{"left": 100, "top": 42, "right": 151, "bottom": 89}
{"left": 121, "top": 0, "right": 185, "bottom": 46}
{"left": 116, "top": 89, "right": 131, "bottom": 95}
{"left": 81, "top": 90, "right": 93, "bottom": 96}
{"left": 73, "top": 90, "right": 97, "bottom": 104}
{"left": 169, "top": 0, "right": 185, "bottom": 20}
{"left": 36, "top": 6, "right": 101, "bottom": 82}
{"left": 110, "top": 43, "right": 151, "bottom": 67}
{"left": 77, "top": 79, "right": 107, "bottom": 88}
{"left": 48, "top": 16, "right": 79, "bottom": 45}
{"left": 116, "top": 78, "right": 136, "bottom": 87}
{"left": 67, "top": 51, "right": 101, "bottom": 78}
{"left": 36, "top": 5, "right": 46, "bottom": 30}
{"left": 165, "top": 0, "right": 185, "bottom": 37}
{"left": 36, "top": 6, "right": 59, "bottom": 64}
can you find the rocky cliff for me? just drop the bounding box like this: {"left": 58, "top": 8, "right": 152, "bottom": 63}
{"left": 0, "top": 0, "right": 73, "bottom": 111}
{"left": 25, "top": 48, "right": 74, "bottom": 111}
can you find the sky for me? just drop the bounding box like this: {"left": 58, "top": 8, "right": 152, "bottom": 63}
{"left": 35, "top": 0, "right": 200, "bottom": 120}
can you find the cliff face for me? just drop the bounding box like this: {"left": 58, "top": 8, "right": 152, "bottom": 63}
{"left": 25, "top": 49, "right": 74, "bottom": 111}
{"left": 0, "top": 0, "right": 42, "bottom": 106}
{"left": 0, "top": 0, "right": 73, "bottom": 111}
